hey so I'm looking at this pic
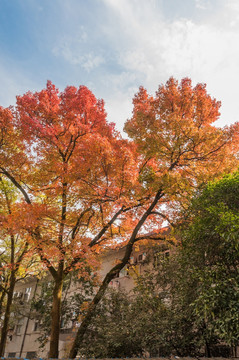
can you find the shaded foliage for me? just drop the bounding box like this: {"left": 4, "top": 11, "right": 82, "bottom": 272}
{"left": 77, "top": 171, "right": 239, "bottom": 358}
{"left": 180, "top": 171, "right": 239, "bottom": 348}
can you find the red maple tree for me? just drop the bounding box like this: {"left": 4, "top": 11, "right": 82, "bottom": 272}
{"left": 0, "top": 78, "right": 238, "bottom": 358}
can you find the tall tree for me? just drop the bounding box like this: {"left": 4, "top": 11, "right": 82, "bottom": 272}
{"left": 0, "top": 178, "right": 33, "bottom": 356}
{"left": 69, "top": 77, "right": 239, "bottom": 357}
{"left": 0, "top": 83, "right": 138, "bottom": 358}
{"left": 179, "top": 170, "right": 239, "bottom": 354}
{"left": 0, "top": 79, "right": 238, "bottom": 358}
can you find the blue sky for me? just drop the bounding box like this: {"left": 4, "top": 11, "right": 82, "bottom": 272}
{"left": 0, "top": 0, "right": 238, "bottom": 132}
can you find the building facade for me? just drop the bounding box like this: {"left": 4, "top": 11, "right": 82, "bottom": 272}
{"left": 4, "top": 246, "right": 153, "bottom": 358}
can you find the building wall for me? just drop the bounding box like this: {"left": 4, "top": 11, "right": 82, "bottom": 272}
{"left": 4, "top": 278, "right": 46, "bottom": 358}
{"left": 4, "top": 246, "right": 152, "bottom": 358}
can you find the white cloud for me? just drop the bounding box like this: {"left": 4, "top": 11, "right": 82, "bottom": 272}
{"left": 100, "top": 0, "right": 239, "bottom": 127}
{"left": 52, "top": 26, "right": 105, "bottom": 71}
{"left": 104, "top": 95, "right": 133, "bottom": 134}
{"left": 53, "top": 41, "right": 105, "bottom": 71}
{"left": 1, "top": 0, "right": 239, "bottom": 132}
{"left": 100, "top": 71, "right": 139, "bottom": 132}
{"left": 195, "top": 0, "right": 210, "bottom": 10}
{"left": 81, "top": 53, "right": 105, "bottom": 72}
{"left": 224, "top": 0, "right": 239, "bottom": 27}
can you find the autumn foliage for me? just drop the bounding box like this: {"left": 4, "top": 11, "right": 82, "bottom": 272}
{"left": 0, "top": 82, "right": 139, "bottom": 357}
{"left": 0, "top": 78, "right": 238, "bottom": 358}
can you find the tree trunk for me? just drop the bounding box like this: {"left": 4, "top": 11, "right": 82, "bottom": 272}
{"left": 0, "top": 274, "right": 15, "bottom": 356}
{"left": 48, "top": 274, "right": 63, "bottom": 359}
{"left": 69, "top": 189, "right": 163, "bottom": 358}
{"left": 69, "top": 265, "right": 124, "bottom": 358}
{"left": 0, "top": 290, "right": 6, "bottom": 318}
{"left": 0, "top": 231, "right": 16, "bottom": 357}
{"left": 49, "top": 177, "right": 67, "bottom": 358}
{"left": 205, "top": 340, "right": 211, "bottom": 358}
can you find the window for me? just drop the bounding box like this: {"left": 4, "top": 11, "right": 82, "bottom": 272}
{"left": 8, "top": 352, "right": 16, "bottom": 358}
{"left": 119, "top": 266, "right": 129, "bottom": 277}
{"left": 13, "top": 291, "right": 23, "bottom": 299}
{"left": 24, "top": 287, "right": 32, "bottom": 302}
{"left": 16, "top": 324, "right": 22, "bottom": 334}
{"left": 138, "top": 252, "right": 146, "bottom": 262}
{"left": 33, "top": 321, "right": 40, "bottom": 332}
{"left": 26, "top": 351, "right": 37, "bottom": 359}
{"left": 109, "top": 280, "right": 120, "bottom": 289}
{"left": 23, "top": 293, "right": 29, "bottom": 301}
{"left": 15, "top": 318, "right": 24, "bottom": 334}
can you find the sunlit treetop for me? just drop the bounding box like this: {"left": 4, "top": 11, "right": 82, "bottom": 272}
{"left": 125, "top": 77, "right": 238, "bottom": 203}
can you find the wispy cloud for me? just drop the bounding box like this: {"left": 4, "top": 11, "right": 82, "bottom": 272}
{"left": 52, "top": 26, "right": 105, "bottom": 71}
{"left": 195, "top": 0, "right": 210, "bottom": 10}
{"left": 0, "top": 0, "right": 238, "bottom": 131}
{"left": 53, "top": 44, "right": 105, "bottom": 71}
{"left": 99, "top": 0, "right": 239, "bottom": 127}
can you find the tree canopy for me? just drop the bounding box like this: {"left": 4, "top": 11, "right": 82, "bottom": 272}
{"left": 77, "top": 171, "right": 239, "bottom": 358}
{"left": 0, "top": 77, "right": 238, "bottom": 358}
{"left": 180, "top": 171, "right": 239, "bottom": 350}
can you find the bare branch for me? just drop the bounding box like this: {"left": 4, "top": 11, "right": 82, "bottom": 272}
{"left": 0, "top": 167, "right": 31, "bottom": 204}
{"left": 89, "top": 206, "right": 125, "bottom": 247}
{"left": 150, "top": 211, "right": 175, "bottom": 227}
{"left": 71, "top": 207, "right": 93, "bottom": 240}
